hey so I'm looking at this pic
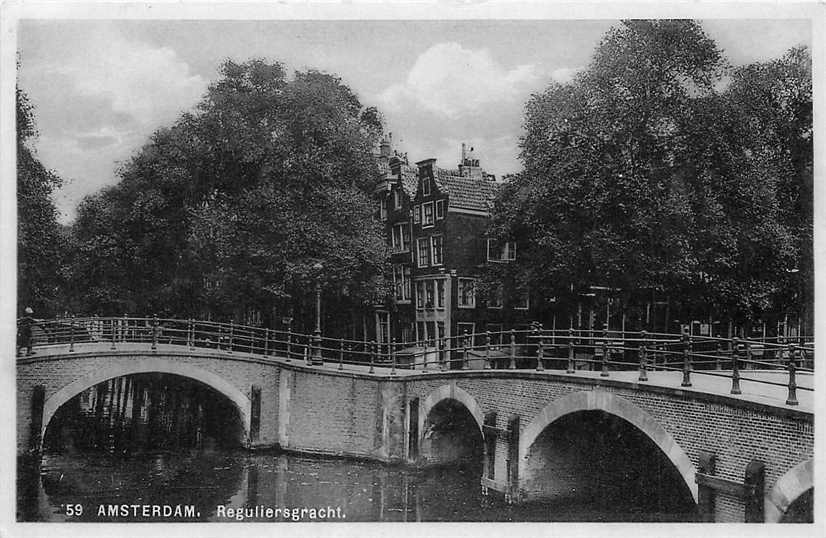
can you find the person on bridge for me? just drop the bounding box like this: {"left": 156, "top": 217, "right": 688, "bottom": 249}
{"left": 18, "top": 307, "right": 35, "bottom": 356}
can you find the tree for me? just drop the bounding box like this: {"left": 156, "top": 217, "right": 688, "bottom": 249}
{"left": 491, "top": 20, "right": 811, "bottom": 331}
{"left": 69, "top": 59, "right": 388, "bottom": 331}
{"left": 17, "top": 85, "right": 66, "bottom": 316}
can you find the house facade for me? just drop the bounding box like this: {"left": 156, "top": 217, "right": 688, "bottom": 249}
{"left": 374, "top": 141, "right": 536, "bottom": 349}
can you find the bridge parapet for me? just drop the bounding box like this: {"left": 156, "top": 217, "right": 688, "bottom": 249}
{"left": 19, "top": 317, "right": 814, "bottom": 408}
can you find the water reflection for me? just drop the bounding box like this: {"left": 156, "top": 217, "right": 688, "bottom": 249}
{"left": 19, "top": 449, "right": 696, "bottom": 522}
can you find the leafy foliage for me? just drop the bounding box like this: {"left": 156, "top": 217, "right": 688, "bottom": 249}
{"left": 17, "top": 86, "right": 67, "bottom": 316}
{"left": 491, "top": 20, "right": 812, "bottom": 325}
{"left": 69, "top": 59, "right": 388, "bottom": 327}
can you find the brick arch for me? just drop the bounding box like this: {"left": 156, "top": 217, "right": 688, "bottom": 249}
{"left": 519, "top": 390, "right": 698, "bottom": 503}
{"left": 418, "top": 383, "right": 485, "bottom": 440}
{"left": 40, "top": 359, "right": 251, "bottom": 448}
{"left": 764, "top": 458, "right": 813, "bottom": 523}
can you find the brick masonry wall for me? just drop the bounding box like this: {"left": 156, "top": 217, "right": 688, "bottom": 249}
{"left": 18, "top": 352, "right": 813, "bottom": 522}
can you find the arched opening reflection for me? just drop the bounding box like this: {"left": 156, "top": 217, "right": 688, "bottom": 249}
{"left": 43, "top": 372, "right": 244, "bottom": 454}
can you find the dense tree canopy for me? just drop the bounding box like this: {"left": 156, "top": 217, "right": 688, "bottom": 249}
{"left": 490, "top": 20, "right": 812, "bottom": 328}
{"left": 17, "top": 86, "right": 66, "bottom": 317}
{"left": 69, "top": 59, "right": 388, "bottom": 327}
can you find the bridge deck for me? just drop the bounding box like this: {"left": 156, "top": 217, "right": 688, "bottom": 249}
{"left": 24, "top": 342, "right": 813, "bottom": 413}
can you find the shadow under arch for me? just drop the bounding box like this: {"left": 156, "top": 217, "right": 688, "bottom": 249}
{"left": 519, "top": 390, "right": 698, "bottom": 503}
{"left": 418, "top": 383, "right": 485, "bottom": 438}
{"left": 418, "top": 383, "right": 485, "bottom": 465}
{"left": 765, "top": 458, "right": 813, "bottom": 523}
{"left": 39, "top": 358, "right": 251, "bottom": 450}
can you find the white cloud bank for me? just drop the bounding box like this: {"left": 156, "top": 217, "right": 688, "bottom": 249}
{"left": 20, "top": 28, "right": 208, "bottom": 221}
{"left": 380, "top": 42, "right": 541, "bottom": 119}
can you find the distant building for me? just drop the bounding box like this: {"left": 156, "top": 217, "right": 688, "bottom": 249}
{"left": 373, "top": 139, "right": 535, "bottom": 349}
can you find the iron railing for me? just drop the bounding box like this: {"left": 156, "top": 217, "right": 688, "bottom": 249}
{"left": 18, "top": 316, "right": 814, "bottom": 406}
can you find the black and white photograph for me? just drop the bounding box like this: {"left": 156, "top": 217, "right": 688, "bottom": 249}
{"left": 2, "top": 1, "right": 822, "bottom": 536}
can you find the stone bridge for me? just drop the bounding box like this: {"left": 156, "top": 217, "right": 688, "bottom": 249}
{"left": 17, "top": 342, "right": 813, "bottom": 523}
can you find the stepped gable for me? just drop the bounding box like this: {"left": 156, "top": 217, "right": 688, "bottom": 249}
{"left": 433, "top": 167, "right": 499, "bottom": 212}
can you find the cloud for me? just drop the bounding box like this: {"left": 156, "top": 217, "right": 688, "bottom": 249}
{"left": 380, "top": 42, "right": 540, "bottom": 119}
{"left": 18, "top": 26, "right": 208, "bottom": 222}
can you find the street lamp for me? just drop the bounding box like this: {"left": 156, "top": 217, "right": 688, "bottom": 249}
{"left": 311, "top": 262, "right": 324, "bottom": 365}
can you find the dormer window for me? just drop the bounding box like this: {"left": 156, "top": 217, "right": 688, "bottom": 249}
{"left": 422, "top": 177, "right": 431, "bottom": 196}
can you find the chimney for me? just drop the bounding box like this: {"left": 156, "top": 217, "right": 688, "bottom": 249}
{"left": 380, "top": 134, "right": 392, "bottom": 158}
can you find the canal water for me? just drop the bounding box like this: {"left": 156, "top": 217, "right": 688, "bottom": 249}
{"left": 18, "top": 449, "right": 697, "bottom": 523}
{"left": 18, "top": 373, "right": 698, "bottom": 522}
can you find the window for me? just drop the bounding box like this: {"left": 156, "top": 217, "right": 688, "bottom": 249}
{"left": 376, "top": 311, "right": 390, "bottom": 343}
{"left": 422, "top": 177, "right": 431, "bottom": 196}
{"left": 425, "top": 280, "right": 435, "bottom": 308}
{"left": 393, "top": 265, "right": 411, "bottom": 302}
{"left": 393, "top": 189, "right": 402, "bottom": 210}
{"left": 458, "top": 278, "right": 476, "bottom": 308}
{"left": 391, "top": 223, "right": 411, "bottom": 252}
{"left": 487, "top": 240, "right": 517, "bottom": 262}
{"left": 515, "top": 288, "right": 530, "bottom": 310}
{"left": 488, "top": 283, "right": 503, "bottom": 309}
{"left": 436, "top": 199, "right": 445, "bottom": 220}
{"left": 417, "top": 237, "right": 431, "bottom": 267}
{"left": 437, "top": 321, "right": 445, "bottom": 341}
{"left": 436, "top": 279, "right": 445, "bottom": 309}
{"left": 416, "top": 281, "right": 425, "bottom": 310}
{"left": 379, "top": 197, "right": 387, "bottom": 220}
{"left": 413, "top": 205, "right": 421, "bottom": 224}
{"left": 422, "top": 201, "right": 434, "bottom": 227}
{"left": 431, "top": 235, "right": 443, "bottom": 265}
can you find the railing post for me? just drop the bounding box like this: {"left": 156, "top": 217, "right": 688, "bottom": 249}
{"left": 339, "top": 340, "right": 344, "bottom": 371}
{"left": 745, "top": 341, "right": 752, "bottom": 370}
{"left": 151, "top": 314, "right": 158, "bottom": 351}
{"left": 122, "top": 313, "right": 128, "bottom": 342}
{"left": 110, "top": 318, "right": 116, "bottom": 350}
{"left": 730, "top": 337, "right": 741, "bottom": 395}
{"left": 305, "top": 334, "right": 313, "bottom": 366}
{"left": 786, "top": 344, "right": 798, "bottom": 406}
{"left": 566, "top": 328, "right": 575, "bottom": 373}
{"left": 508, "top": 329, "right": 516, "bottom": 370}
{"left": 535, "top": 328, "right": 545, "bottom": 372}
{"left": 462, "top": 330, "right": 470, "bottom": 370}
{"left": 69, "top": 314, "right": 75, "bottom": 352}
{"left": 639, "top": 330, "right": 648, "bottom": 382}
{"left": 285, "top": 327, "right": 292, "bottom": 362}
{"left": 391, "top": 338, "right": 397, "bottom": 375}
{"left": 484, "top": 331, "right": 492, "bottom": 370}
{"left": 681, "top": 333, "right": 692, "bottom": 387}
{"left": 715, "top": 342, "right": 722, "bottom": 370}
{"left": 369, "top": 340, "right": 376, "bottom": 374}
{"left": 187, "top": 319, "right": 194, "bottom": 349}
{"left": 600, "top": 327, "right": 609, "bottom": 377}
{"left": 228, "top": 320, "right": 234, "bottom": 354}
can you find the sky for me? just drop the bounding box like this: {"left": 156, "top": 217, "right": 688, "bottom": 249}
{"left": 17, "top": 18, "right": 812, "bottom": 223}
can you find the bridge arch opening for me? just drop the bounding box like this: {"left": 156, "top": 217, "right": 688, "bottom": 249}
{"left": 765, "top": 459, "right": 813, "bottom": 523}
{"left": 519, "top": 391, "right": 698, "bottom": 521}
{"left": 43, "top": 373, "right": 246, "bottom": 454}
{"left": 39, "top": 361, "right": 251, "bottom": 454}
{"left": 418, "top": 385, "right": 485, "bottom": 467}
